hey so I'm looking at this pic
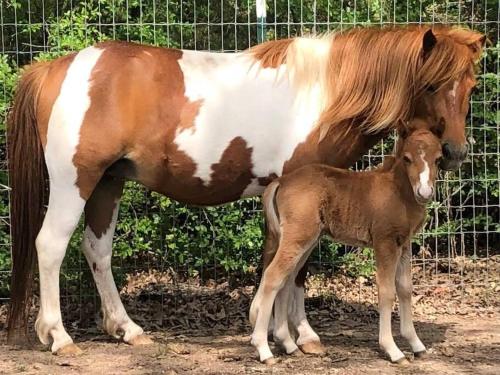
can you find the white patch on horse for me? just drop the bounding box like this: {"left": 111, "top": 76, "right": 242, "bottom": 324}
{"left": 417, "top": 152, "right": 432, "bottom": 199}
{"left": 175, "top": 41, "right": 328, "bottom": 195}
{"left": 45, "top": 46, "right": 104, "bottom": 184}
{"left": 449, "top": 80, "right": 459, "bottom": 100}
{"left": 36, "top": 46, "right": 104, "bottom": 352}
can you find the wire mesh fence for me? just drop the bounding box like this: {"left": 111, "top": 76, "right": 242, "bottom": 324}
{"left": 0, "top": 0, "right": 498, "bottom": 326}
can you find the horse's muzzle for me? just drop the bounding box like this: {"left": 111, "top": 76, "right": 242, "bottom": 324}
{"left": 440, "top": 142, "right": 468, "bottom": 171}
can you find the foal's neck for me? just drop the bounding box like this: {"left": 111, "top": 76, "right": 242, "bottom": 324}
{"left": 388, "top": 158, "right": 424, "bottom": 210}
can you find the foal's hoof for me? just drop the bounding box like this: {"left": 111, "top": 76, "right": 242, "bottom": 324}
{"left": 414, "top": 350, "right": 428, "bottom": 359}
{"left": 127, "top": 334, "right": 154, "bottom": 346}
{"left": 55, "top": 343, "right": 83, "bottom": 356}
{"left": 392, "top": 356, "right": 410, "bottom": 366}
{"left": 299, "top": 341, "right": 327, "bottom": 356}
{"left": 263, "top": 357, "right": 279, "bottom": 365}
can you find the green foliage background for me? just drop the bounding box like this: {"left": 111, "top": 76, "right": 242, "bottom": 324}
{"left": 0, "top": 0, "right": 498, "bottom": 297}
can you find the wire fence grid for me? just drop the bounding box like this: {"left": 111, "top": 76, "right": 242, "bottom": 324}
{"left": 0, "top": 0, "right": 498, "bottom": 318}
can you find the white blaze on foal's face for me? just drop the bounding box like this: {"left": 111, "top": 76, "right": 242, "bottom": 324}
{"left": 417, "top": 151, "right": 433, "bottom": 200}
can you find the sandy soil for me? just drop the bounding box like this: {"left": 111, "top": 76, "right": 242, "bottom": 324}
{"left": 0, "top": 312, "right": 498, "bottom": 375}
{"left": 1, "top": 256, "right": 498, "bottom": 374}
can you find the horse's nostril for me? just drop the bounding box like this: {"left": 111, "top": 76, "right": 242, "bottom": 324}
{"left": 442, "top": 143, "right": 452, "bottom": 158}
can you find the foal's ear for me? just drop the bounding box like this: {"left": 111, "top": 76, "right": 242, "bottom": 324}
{"left": 422, "top": 29, "right": 437, "bottom": 60}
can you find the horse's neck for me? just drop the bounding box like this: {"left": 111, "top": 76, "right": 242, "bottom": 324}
{"left": 317, "top": 124, "right": 387, "bottom": 168}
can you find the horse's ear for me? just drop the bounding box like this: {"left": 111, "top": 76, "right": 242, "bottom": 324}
{"left": 468, "top": 34, "right": 487, "bottom": 60}
{"left": 422, "top": 29, "right": 437, "bottom": 60}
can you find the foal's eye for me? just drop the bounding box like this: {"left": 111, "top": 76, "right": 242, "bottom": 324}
{"left": 403, "top": 155, "right": 412, "bottom": 164}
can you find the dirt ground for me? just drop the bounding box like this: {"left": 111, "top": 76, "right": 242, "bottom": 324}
{"left": 1, "top": 312, "right": 498, "bottom": 375}
{"left": 0, "top": 256, "right": 498, "bottom": 374}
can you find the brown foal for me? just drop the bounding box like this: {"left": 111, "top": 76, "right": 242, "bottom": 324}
{"left": 250, "top": 124, "right": 442, "bottom": 364}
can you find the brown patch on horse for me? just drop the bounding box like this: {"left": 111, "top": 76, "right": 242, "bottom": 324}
{"left": 179, "top": 99, "right": 204, "bottom": 132}
{"left": 84, "top": 175, "right": 124, "bottom": 239}
{"left": 249, "top": 38, "right": 293, "bottom": 68}
{"left": 70, "top": 41, "right": 254, "bottom": 204}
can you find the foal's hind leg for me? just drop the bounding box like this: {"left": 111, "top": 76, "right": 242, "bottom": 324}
{"left": 81, "top": 176, "right": 151, "bottom": 346}
{"left": 396, "top": 244, "right": 426, "bottom": 357}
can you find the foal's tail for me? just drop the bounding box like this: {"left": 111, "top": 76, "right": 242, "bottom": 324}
{"left": 7, "top": 62, "right": 50, "bottom": 340}
{"left": 262, "top": 180, "right": 281, "bottom": 269}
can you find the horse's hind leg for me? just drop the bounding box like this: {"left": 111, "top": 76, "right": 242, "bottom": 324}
{"left": 35, "top": 177, "right": 93, "bottom": 354}
{"left": 289, "top": 267, "right": 325, "bottom": 355}
{"left": 81, "top": 175, "right": 151, "bottom": 346}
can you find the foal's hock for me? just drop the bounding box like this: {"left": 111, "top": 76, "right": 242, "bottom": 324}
{"left": 250, "top": 127, "right": 443, "bottom": 365}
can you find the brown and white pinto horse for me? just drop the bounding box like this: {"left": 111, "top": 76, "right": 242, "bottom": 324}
{"left": 7, "top": 26, "right": 484, "bottom": 355}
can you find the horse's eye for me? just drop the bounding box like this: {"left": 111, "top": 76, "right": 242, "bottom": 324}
{"left": 427, "top": 85, "right": 436, "bottom": 93}
{"left": 403, "top": 155, "right": 412, "bottom": 164}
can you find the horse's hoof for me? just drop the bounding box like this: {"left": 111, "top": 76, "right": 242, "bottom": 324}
{"left": 414, "top": 350, "right": 427, "bottom": 359}
{"left": 55, "top": 343, "right": 83, "bottom": 356}
{"left": 289, "top": 348, "right": 304, "bottom": 357}
{"left": 263, "top": 357, "right": 278, "bottom": 365}
{"left": 392, "top": 356, "right": 410, "bottom": 366}
{"left": 127, "top": 334, "right": 154, "bottom": 346}
{"left": 298, "top": 341, "right": 327, "bottom": 356}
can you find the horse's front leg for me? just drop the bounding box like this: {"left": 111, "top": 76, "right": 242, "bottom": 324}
{"left": 82, "top": 176, "right": 151, "bottom": 346}
{"left": 375, "top": 241, "right": 408, "bottom": 364}
{"left": 396, "top": 244, "right": 426, "bottom": 357}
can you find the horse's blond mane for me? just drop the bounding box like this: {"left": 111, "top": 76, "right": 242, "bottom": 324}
{"left": 248, "top": 26, "right": 484, "bottom": 141}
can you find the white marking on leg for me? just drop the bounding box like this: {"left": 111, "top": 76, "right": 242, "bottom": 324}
{"left": 396, "top": 249, "right": 426, "bottom": 353}
{"left": 35, "top": 191, "right": 85, "bottom": 352}
{"left": 82, "top": 200, "right": 143, "bottom": 342}
{"left": 36, "top": 46, "right": 104, "bottom": 352}
{"left": 291, "top": 284, "right": 321, "bottom": 346}
{"left": 250, "top": 281, "right": 276, "bottom": 362}
{"left": 377, "top": 264, "right": 405, "bottom": 362}
{"left": 273, "top": 275, "right": 299, "bottom": 354}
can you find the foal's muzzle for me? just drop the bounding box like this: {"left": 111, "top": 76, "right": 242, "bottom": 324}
{"left": 415, "top": 186, "right": 434, "bottom": 205}
{"left": 440, "top": 142, "right": 468, "bottom": 171}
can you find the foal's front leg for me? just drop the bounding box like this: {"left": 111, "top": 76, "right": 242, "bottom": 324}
{"left": 396, "top": 244, "right": 426, "bottom": 356}
{"left": 375, "top": 241, "right": 408, "bottom": 364}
